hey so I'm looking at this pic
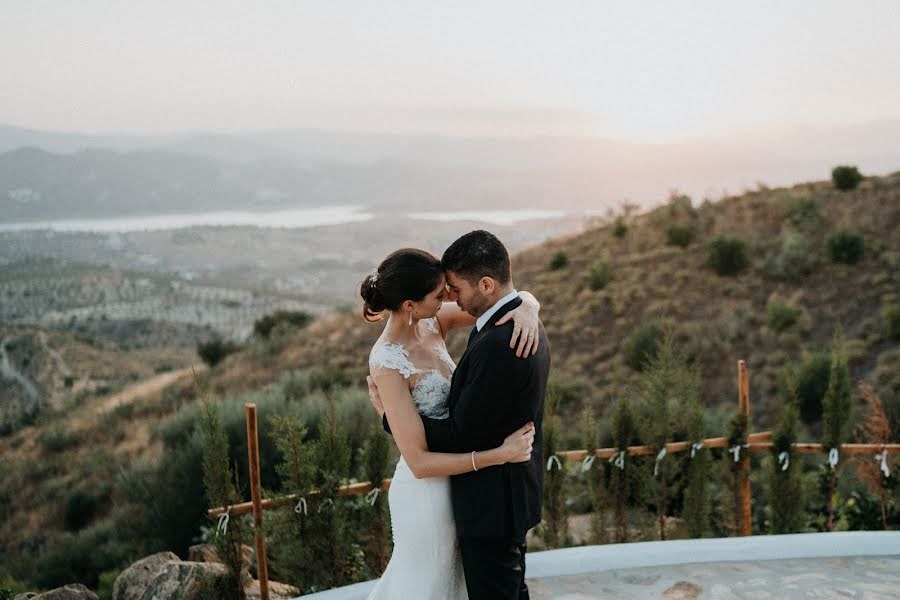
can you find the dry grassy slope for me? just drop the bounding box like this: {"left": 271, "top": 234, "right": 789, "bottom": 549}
{"left": 203, "top": 171, "right": 900, "bottom": 430}
{"left": 0, "top": 328, "right": 198, "bottom": 549}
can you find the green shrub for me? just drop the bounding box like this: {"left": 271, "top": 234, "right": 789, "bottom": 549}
{"left": 765, "top": 232, "right": 815, "bottom": 280}
{"left": 666, "top": 223, "right": 696, "bottom": 247}
{"left": 831, "top": 165, "right": 863, "bottom": 190}
{"left": 254, "top": 310, "right": 314, "bottom": 338}
{"left": 36, "top": 423, "right": 81, "bottom": 453}
{"left": 196, "top": 338, "right": 242, "bottom": 367}
{"left": 781, "top": 353, "right": 831, "bottom": 424}
{"left": 767, "top": 300, "right": 800, "bottom": 332}
{"left": 612, "top": 218, "right": 628, "bottom": 238}
{"left": 767, "top": 392, "right": 805, "bottom": 534}
{"left": 884, "top": 305, "right": 900, "bottom": 341}
{"left": 624, "top": 321, "right": 664, "bottom": 372}
{"left": 827, "top": 229, "right": 865, "bottom": 264}
{"left": 64, "top": 489, "right": 98, "bottom": 531}
{"left": 547, "top": 251, "right": 569, "bottom": 271}
{"left": 586, "top": 260, "right": 613, "bottom": 291}
{"left": 707, "top": 236, "right": 749, "bottom": 276}
{"left": 784, "top": 199, "right": 820, "bottom": 230}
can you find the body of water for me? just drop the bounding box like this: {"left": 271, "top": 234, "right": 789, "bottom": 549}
{"left": 0, "top": 206, "right": 578, "bottom": 233}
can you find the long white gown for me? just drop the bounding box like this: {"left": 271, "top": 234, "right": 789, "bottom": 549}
{"left": 366, "top": 318, "right": 468, "bottom": 600}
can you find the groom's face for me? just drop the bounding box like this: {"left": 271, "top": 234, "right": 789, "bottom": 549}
{"left": 445, "top": 271, "right": 491, "bottom": 317}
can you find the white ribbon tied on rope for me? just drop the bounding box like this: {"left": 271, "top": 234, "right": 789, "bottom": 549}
{"left": 581, "top": 454, "right": 596, "bottom": 473}
{"left": 293, "top": 497, "right": 308, "bottom": 516}
{"left": 546, "top": 455, "right": 562, "bottom": 471}
{"left": 828, "top": 447, "right": 839, "bottom": 470}
{"left": 691, "top": 442, "right": 705, "bottom": 459}
{"left": 729, "top": 444, "right": 749, "bottom": 463}
{"left": 778, "top": 451, "right": 790, "bottom": 472}
{"left": 876, "top": 450, "right": 891, "bottom": 478}
{"left": 317, "top": 497, "right": 335, "bottom": 513}
{"left": 365, "top": 488, "right": 380, "bottom": 506}
{"left": 610, "top": 450, "right": 626, "bottom": 470}
{"left": 653, "top": 447, "right": 667, "bottom": 477}
{"left": 216, "top": 511, "right": 230, "bottom": 536}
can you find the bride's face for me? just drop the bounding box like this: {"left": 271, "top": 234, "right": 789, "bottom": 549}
{"left": 412, "top": 274, "right": 448, "bottom": 319}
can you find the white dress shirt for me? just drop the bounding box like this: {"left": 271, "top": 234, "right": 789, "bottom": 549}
{"left": 475, "top": 289, "right": 519, "bottom": 332}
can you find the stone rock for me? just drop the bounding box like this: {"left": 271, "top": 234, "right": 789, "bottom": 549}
{"left": 112, "top": 551, "right": 180, "bottom": 600}
{"left": 663, "top": 580, "right": 703, "bottom": 600}
{"left": 244, "top": 579, "right": 301, "bottom": 600}
{"left": 33, "top": 584, "right": 98, "bottom": 600}
{"left": 188, "top": 543, "right": 255, "bottom": 582}
{"left": 139, "top": 561, "right": 228, "bottom": 600}
{"left": 13, "top": 594, "right": 38, "bottom": 600}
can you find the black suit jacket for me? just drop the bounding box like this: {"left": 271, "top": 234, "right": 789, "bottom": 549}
{"left": 398, "top": 296, "right": 551, "bottom": 540}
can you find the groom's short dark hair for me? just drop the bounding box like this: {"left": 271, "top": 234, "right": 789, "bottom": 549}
{"left": 441, "top": 230, "right": 511, "bottom": 285}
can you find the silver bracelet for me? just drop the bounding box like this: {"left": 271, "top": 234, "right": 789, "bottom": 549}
{"left": 471, "top": 450, "right": 478, "bottom": 471}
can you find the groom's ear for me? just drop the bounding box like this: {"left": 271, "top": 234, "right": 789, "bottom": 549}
{"left": 479, "top": 276, "right": 496, "bottom": 295}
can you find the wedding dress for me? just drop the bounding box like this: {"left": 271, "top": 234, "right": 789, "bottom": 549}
{"left": 366, "top": 318, "right": 468, "bottom": 600}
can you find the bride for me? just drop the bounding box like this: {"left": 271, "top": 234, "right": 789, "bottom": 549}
{"left": 360, "top": 248, "right": 541, "bottom": 600}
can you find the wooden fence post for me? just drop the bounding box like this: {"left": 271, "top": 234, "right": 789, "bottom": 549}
{"left": 246, "top": 404, "right": 270, "bottom": 600}
{"left": 738, "top": 360, "right": 752, "bottom": 536}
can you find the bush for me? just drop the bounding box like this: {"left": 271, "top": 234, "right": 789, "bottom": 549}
{"left": 707, "top": 236, "right": 749, "bottom": 276}
{"left": 585, "top": 260, "right": 613, "bottom": 291}
{"left": 547, "top": 251, "right": 569, "bottom": 271}
{"left": 254, "top": 310, "right": 314, "bottom": 338}
{"left": 64, "top": 489, "right": 98, "bottom": 531}
{"left": 624, "top": 320, "right": 663, "bottom": 371}
{"left": 784, "top": 199, "right": 820, "bottom": 230}
{"left": 764, "top": 232, "right": 815, "bottom": 280}
{"left": 781, "top": 353, "right": 831, "bottom": 424}
{"left": 196, "top": 338, "right": 242, "bottom": 367}
{"left": 612, "top": 218, "right": 628, "bottom": 239}
{"left": 884, "top": 305, "right": 900, "bottom": 341}
{"left": 827, "top": 229, "right": 864, "bottom": 264}
{"left": 666, "top": 223, "right": 696, "bottom": 248}
{"left": 767, "top": 300, "right": 800, "bottom": 333}
{"left": 36, "top": 424, "right": 81, "bottom": 453}
{"left": 831, "top": 165, "right": 863, "bottom": 191}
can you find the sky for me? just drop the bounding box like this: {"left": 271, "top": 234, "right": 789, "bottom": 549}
{"left": 2, "top": 0, "right": 899, "bottom": 142}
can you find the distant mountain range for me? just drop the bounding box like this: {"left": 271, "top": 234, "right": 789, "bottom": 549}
{"left": 2, "top": 122, "right": 899, "bottom": 222}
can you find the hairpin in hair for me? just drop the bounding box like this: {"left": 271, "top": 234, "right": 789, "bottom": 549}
{"left": 370, "top": 268, "right": 379, "bottom": 286}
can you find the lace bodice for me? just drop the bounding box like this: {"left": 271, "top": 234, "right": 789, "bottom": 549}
{"left": 369, "top": 319, "right": 455, "bottom": 419}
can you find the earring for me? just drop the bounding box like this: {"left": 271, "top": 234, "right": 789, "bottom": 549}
{"left": 408, "top": 309, "right": 413, "bottom": 326}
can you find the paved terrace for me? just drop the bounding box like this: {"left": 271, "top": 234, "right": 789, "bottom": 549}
{"left": 297, "top": 531, "right": 900, "bottom": 599}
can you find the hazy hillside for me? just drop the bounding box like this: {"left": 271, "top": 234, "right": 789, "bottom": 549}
{"left": 196, "top": 170, "right": 900, "bottom": 432}
{"left": 1, "top": 169, "right": 897, "bottom": 592}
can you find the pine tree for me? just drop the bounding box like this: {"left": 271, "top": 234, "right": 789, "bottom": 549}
{"left": 264, "top": 413, "right": 315, "bottom": 591}
{"left": 197, "top": 373, "right": 247, "bottom": 600}
{"left": 610, "top": 398, "right": 638, "bottom": 542}
{"left": 360, "top": 419, "right": 391, "bottom": 575}
{"left": 580, "top": 406, "right": 607, "bottom": 544}
{"left": 635, "top": 330, "right": 692, "bottom": 540}
{"left": 821, "top": 328, "right": 852, "bottom": 531}
{"left": 540, "top": 384, "right": 568, "bottom": 548}
{"left": 683, "top": 393, "right": 710, "bottom": 538}
{"left": 768, "top": 376, "right": 805, "bottom": 533}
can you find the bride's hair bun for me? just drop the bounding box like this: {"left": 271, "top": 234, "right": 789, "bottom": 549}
{"left": 360, "top": 249, "right": 442, "bottom": 322}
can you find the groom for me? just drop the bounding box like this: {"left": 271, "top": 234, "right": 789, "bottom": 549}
{"left": 375, "top": 230, "right": 551, "bottom": 599}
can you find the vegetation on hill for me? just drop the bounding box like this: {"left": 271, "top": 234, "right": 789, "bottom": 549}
{"left": 2, "top": 168, "right": 899, "bottom": 595}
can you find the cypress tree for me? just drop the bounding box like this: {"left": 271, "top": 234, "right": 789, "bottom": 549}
{"left": 540, "top": 384, "right": 568, "bottom": 548}
{"left": 197, "top": 374, "right": 247, "bottom": 600}
{"left": 821, "top": 328, "right": 852, "bottom": 531}
{"left": 768, "top": 376, "right": 805, "bottom": 533}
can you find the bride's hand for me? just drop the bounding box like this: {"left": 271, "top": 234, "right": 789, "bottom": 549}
{"left": 495, "top": 292, "right": 540, "bottom": 358}
{"left": 500, "top": 422, "right": 535, "bottom": 463}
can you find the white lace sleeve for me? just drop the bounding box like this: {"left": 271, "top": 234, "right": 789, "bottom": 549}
{"left": 369, "top": 342, "right": 419, "bottom": 379}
